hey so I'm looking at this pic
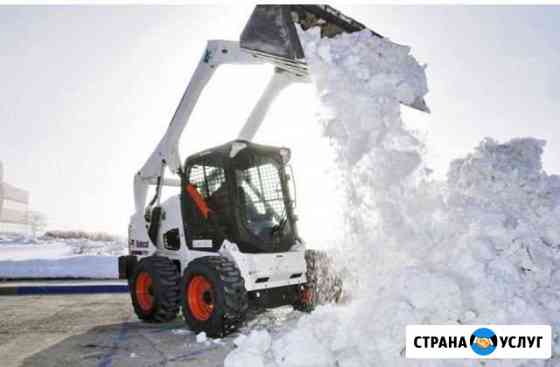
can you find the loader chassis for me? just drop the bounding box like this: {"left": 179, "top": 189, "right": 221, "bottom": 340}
{"left": 122, "top": 141, "right": 309, "bottom": 333}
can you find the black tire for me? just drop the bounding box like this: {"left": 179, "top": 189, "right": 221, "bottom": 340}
{"left": 293, "top": 249, "right": 343, "bottom": 312}
{"left": 181, "top": 256, "right": 248, "bottom": 337}
{"left": 130, "top": 256, "right": 180, "bottom": 322}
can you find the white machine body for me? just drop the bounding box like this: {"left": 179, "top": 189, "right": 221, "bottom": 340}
{"left": 129, "top": 193, "right": 307, "bottom": 291}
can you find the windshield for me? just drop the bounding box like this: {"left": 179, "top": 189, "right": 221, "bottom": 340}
{"left": 235, "top": 159, "right": 288, "bottom": 242}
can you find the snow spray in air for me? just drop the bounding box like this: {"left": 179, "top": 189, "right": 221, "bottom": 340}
{"left": 226, "top": 27, "right": 560, "bottom": 367}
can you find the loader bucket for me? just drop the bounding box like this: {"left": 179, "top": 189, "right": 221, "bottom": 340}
{"left": 240, "top": 5, "right": 429, "bottom": 113}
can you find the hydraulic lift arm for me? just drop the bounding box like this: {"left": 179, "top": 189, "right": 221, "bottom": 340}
{"left": 134, "top": 40, "right": 307, "bottom": 214}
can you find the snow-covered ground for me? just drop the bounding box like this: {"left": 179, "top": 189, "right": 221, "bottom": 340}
{"left": 0, "top": 233, "right": 125, "bottom": 278}
{"left": 224, "top": 27, "right": 560, "bottom": 366}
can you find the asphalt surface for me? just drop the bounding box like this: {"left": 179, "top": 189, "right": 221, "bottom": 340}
{"left": 0, "top": 293, "right": 234, "bottom": 367}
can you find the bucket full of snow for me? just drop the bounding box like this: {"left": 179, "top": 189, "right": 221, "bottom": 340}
{"left": 240, "top": 4, "right": 430, "bottom": 113}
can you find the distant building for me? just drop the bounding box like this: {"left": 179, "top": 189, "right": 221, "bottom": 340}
{"left": 0, "top": 161, "right": 32, "bottom": 233}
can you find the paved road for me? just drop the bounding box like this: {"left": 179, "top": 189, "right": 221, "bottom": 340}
{"left": 0, "top": 294, "right": 234, "bottom": 367}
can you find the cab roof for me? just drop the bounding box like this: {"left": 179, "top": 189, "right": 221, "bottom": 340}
{"left": 184, "top": 140, "right": 291, "bottom": 168}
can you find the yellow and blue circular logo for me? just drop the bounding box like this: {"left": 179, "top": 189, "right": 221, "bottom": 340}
{"left": 470, "top": 328, "right": 498, "bottom": 356}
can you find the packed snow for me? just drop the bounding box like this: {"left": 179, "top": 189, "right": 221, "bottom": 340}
{"left": 0, "top": 232, "right": 125, "bottom": 278}
{"left": 196, "top": 332, "right": 208, "bottom": 343}
{"left": 225, "top": 27, "right": 559, "bottom": 366}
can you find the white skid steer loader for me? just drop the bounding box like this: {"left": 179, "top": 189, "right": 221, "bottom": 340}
{"left": 119, "top": 5, "right": 428, "bottom": 337}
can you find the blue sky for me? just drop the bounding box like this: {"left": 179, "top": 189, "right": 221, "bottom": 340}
{"left": 0, "top": 5, "right": 559, "bottom": 235}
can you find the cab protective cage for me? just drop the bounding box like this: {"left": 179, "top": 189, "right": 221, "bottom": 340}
{"left": 181, "top": 140, "right": 298, "bottom": 254}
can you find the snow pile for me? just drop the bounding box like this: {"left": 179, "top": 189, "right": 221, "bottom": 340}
{"left": 444, "top": 138, "right": 560, "bottom": 324}
{"left": 196, "top": 332, "right": 208, "bottom": 343}
{"left": 0, "top": 234, "right": 126, "bottom": 278}
{"left": 0, "top": 232, "right": 40, "bottom": 245}
{"left": 43, "top": 230, "right": 121, "bottom": 243}
{"left": 225, "top": 28, "right": 559, "bottom": 366}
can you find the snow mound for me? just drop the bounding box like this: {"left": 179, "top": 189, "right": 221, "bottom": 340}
{"left": 196, "top": 332, "right": 208, "bottom": 343}
{"left": 0, "top": 234, "right": 126, "bottom": 278}
{"left": 225, "top": 27, "right": 559, "bottom": 366}
{"left": 0, "top": 233, "right": 40, "bottom": 245}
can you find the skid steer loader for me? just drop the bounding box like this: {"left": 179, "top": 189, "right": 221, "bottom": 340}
{"left": 119, "top": 5, "right": 428, "bottom": 337}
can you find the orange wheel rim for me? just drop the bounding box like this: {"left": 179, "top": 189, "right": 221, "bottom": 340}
{"left": 136, "top": 272, "right": 154, "bottom": 312}
{"left": 187, "top": 275, "right": 214, "bottom": 321}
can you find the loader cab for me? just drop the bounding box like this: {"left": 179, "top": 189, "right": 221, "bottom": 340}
{"left": 182, "top": 140, "right": 298, "bottom": 253}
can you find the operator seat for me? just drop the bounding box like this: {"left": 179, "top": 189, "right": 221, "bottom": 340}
{"left": 206, "top": 183, "right": 232, "bottom": 236}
